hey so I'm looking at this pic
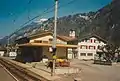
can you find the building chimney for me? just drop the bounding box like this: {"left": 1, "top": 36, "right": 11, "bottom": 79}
{"left": 69, "top": 29, "right": 75, "bottom": 38}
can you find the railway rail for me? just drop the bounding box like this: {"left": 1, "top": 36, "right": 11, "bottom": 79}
{"left": 0, "top": 57, "right": 48, "bottom": 81}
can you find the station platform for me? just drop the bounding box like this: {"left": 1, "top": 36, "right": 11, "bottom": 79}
{"left": 1, "top": 57, "right": 81, "bottom": 81}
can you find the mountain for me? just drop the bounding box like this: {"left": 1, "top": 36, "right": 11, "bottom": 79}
{"left": 88, "top": 0, "right": 120, "bottom": 45}
{"left": 0, "top": 19, "right": 48, "bottom": 45}
{"left": 44, "top": 12, "right": 95, "bottom": 36}
{"left": 0, "top": 12, "right": 95, "bottom": 45}
{"left": 1, "top": 0, "right": 120, "bottom": 46}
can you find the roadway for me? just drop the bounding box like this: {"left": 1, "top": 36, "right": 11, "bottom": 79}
{"left": 71, "top": 59, "right": 120, "bottom": 81}
{"left": 0, "top": 63, "right": 16, "bottom": 81}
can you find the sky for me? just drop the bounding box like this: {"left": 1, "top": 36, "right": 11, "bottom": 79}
{"left": 0, "top": 0, "right": 112, "bottom": 38}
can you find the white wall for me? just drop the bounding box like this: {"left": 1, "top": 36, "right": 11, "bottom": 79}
{"left": 78, "top": 37, "right": 106, "bottom": 47}
{"left": 0, "top": 51, "right": 4, "bottom": 56}
{"left": 78, "top": 37, "right": 106, "bottom": 60}
{"left": 78, "top": 48, "right": 96, "bottom": 60}
{"left": 68, "top": 48, "right": 73, "bottom": 59}
{"left": 9, "top": 52, "right": 17, "bottom": 57}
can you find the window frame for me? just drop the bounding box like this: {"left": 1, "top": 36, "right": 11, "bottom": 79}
{"left": 87, "top": 53, "right": 93, "bottom": 56}
{"left": 80, "top": 53, "right": 86, "bottom": 56}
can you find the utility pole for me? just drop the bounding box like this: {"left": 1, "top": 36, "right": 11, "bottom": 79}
{"left": 7, "top": 37, "right": 9, "bottom": 57}
{"left": 51, "top": 0, "right": 58, "bottom": 76}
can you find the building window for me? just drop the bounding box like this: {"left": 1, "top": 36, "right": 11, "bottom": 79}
{"left": 89, "top": 46, "right": 95, "bottom": 49}
{"left": 95, "top": 40, "right": 99, "bottom": 43}
{"left": 81, "top": 45, "right": 87, "bottom": 49}
{"left": 40, "top": 40, "right": 42, "bottom": 43}
{"left": 86, "top": 46, "right": 88, "bottom": 49}
{"left": 90, "top": 39, "right": 93, "bottom": 43}
{"left": 68, "top": 50, "right": 72, "bottom": 54}
{"left": 49, "top": 38, "right": 53, "bottom": 41}
{"left": 85, "top": 39, "right": 87, "bottom": 42}
{"left": 87, "top": 40, "right": 90, "bottom": 42}
{"left": 87, "top": 53, "right": 93, "bottom": 56}
{"left": 42, "top": 41, "right": 48, "bottom": 43}
{"left": 94, "top": 40, "right": 96, "bottom": 43}
{"left": 81, "top": 53, "right": 86, "bottom": 56}
{"left": 98, "top": 45, "right": 100, "bottom": 49}
{"left": 49, "top": 38, "right": 53, "bottom": 43}
{"left": 81, "top": 40, "right": 84, "bottom": 42}
{"left": 34, "top": 40, "right": 42, "bottom": 43}
{"left": 98, "top": 45, "right": 102, "bottom": 50}
{"left": 99, "top": 41, "right": 101, "bottom": 43}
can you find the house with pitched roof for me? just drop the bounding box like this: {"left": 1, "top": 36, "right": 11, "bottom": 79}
{"left": 0, "top": 46, "right": 6, "bottom": 56}
{"left": 15, "top": 31, "right": 77, "bottom": 62}
{"left": 77, "top": 34, "right": 107, "bottom": 60}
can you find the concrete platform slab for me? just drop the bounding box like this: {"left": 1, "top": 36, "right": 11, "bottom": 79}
{"left": 26, "top": 62, "right": 81, "bottom": 74}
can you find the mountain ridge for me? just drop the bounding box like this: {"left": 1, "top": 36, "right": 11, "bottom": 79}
{"left": 1, "top": 0, "right": 120, "bottom": 46}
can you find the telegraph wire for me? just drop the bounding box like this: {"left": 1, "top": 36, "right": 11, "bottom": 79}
{"left": 8, "top": 0, "right": 34, "bottom": 37}
{"left": 28, "top": 0, "right": 33, "bottom": 4}
{"left": 27, "top": 0, "right": 35, "bottom": 20}
{"left": 9, "top": 1, "right": 56, "bottom": 37}
{"left": 19, "top": 0, "right": 78, "bottom": 28}
{"left": 11, "top": 0, "right": 34, "bottom": 24}
{"left": 9, "top": 0, "right": 78, "bottom": 37}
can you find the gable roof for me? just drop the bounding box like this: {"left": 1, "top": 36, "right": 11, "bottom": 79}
{"left": 79, "top": 33, "right": 107, "bottom": 43}
{"left": 57, "top": 35, "right": 77, "bottom": 42}
{"left": 0, "top": 46, "right": 6, "bottom": 51}
{"left": 28, "top": 31, "right": 77, "bottom": 42}
{"left": 28, "top": 32, "right": 52, "bottom": 39}
{"left": 15, "top": 37, "right": 30, "bottom": 44}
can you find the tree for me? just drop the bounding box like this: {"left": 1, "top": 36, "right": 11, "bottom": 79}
{"left": 101, "top": 44, "right": 120, "bottom": 62}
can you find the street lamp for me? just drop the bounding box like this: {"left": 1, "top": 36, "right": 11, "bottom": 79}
{"left": 51, "top": 0, "right": 58, "bottom": 76}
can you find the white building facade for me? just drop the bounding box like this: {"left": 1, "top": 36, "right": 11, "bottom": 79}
{"left": 0, "top": 51, "right": 4, "bottom": 56}
{"left": 77, "top": 36, "right": 106, "bottom": 60}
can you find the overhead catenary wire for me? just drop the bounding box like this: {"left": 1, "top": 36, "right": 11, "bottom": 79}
{"left": 9, "top": 0, "right": 78, "bottom": 37}
{"left": 7, "top": 0, "right": 34, "bottom": 47}
{"left": 9, "top": 2, "right": 57, "bottom": 37}
{"left": 28, "top": 0, "right": 33, "bottom": 4}
{"left": 19, "top": 3, "right": 58, "bottom": 28}
{"left": 27, "top": 0, "right": 35, "bottom": 20}
{"left": 19, "top": 0, "right": 78, "bottom": 28}
{"left": 11, "top": 0, "right": 34, "bottom": 23}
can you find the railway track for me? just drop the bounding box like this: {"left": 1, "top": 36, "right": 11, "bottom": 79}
{"left": 0, "top": 57, "right": 48, "bottom": 81}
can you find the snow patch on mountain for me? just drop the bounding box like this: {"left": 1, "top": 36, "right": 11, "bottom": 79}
{"left": 79, "top": 15, "right": 89, "bottom": 20}
{"left": 34, "top": 19, "right": 48, "bottom": 24}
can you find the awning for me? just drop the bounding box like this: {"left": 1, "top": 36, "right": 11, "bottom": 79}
{"left": 18, "top": 43, "right": 77, "bottom": 48}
